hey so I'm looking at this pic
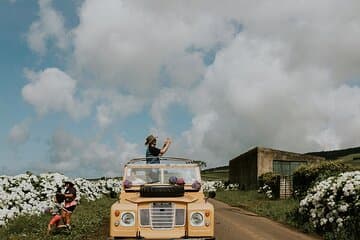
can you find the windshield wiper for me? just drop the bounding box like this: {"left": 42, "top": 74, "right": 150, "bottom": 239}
{"left": 147, "top": 180, "right": 161, "bottom": 184}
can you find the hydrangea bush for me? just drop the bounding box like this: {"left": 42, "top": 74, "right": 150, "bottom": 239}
{"left": 202, "top": 181, "right": 224, "bottom": 192}
{"left": 201, "top": 181, "right": 239, "bottom": 192}
{"left": 0, "top": 172, "right": 230, "bottom": 227}
{"left": 298, "top": 171, "right": 360, "bottom": 240}
{"left": 293, "top": 161, "right": 353, "bottom": 199}
{"left": 258, "top": 184, "right": 273, "bottom": 199}
{"left": 0, "top": 172, "right": 121, "bottom": 226}
{"left": 258, "top": 172, "right": 280, "bottom": 199}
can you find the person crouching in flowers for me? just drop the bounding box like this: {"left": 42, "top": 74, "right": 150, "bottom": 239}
{"left": 47, "top": 188, "right": 65, "bottom": 234}
{"left": 61, "top": 180, "right": 77, "bottom": 230}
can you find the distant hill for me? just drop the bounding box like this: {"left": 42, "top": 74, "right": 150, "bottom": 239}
{"left": 306, "top": 146, "right": 360, "bottom": 160}
{"left": 202, "top": 165, "right": 229, "bottom": 172}
{"left": 201, "top": 165, "right": 229, "bottom": 181}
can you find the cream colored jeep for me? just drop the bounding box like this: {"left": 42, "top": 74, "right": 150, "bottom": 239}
{"left": 109, "top": 157, "right": 215, "bottom": 240}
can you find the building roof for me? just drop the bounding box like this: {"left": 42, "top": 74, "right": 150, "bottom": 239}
{"left": 230, "top": 146, "right": 325, "bottom": 163}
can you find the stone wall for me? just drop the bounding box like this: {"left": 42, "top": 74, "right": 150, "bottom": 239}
{"left": 229, "top": 147, "right": 258, "bottom": 189}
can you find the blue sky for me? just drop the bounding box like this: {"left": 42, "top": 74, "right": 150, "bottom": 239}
{"left": 1, "top": 0, "right": 360, "bottom": 178}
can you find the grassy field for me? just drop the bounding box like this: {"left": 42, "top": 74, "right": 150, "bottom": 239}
{"left": 0, "top": 196, "right": 115, "bottom": 240}
{"left": 215, "top": 190, "right": 299, "bottom": 224}
{"left": 337, "top": 153, "right": 360, "bottom": 169}
{"left": 1, "top": 191, "right": 299, "bottom": 239}
{"left": 201, "top": 169, "right": 229, "bottom": 182}
{"left": 201, "top": 169, "right": 303, "bottom": 228}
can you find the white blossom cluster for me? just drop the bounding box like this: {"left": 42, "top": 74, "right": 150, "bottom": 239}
{"left": 201, "top": 181, "right": 239, "bottom": 192}
{"left": 299, "top": 171, "right": 360, "bottom": 232}
{"left": 258, "top": 184, "right": 273, "bottom": 199}
{"left": 202, "top": 181, "right": 225, "bottom": 192}
{"left": 0, "top": 173, "right": 121, "bottom": 227}
{"left": 225, "top": 183, "right": 239, "bottom": 191}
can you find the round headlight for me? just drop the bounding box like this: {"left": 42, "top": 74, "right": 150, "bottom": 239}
{"left": 191, "top": 212, "right": 204, "bottom": 226}
{"left": 121, "top": 212, "right": 135, "bottom": 226}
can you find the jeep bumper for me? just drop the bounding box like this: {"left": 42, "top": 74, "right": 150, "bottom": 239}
{"left": 108, "top": 238, "right": 215, "bottom": 240}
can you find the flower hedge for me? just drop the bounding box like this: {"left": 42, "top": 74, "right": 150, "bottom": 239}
{"left": 298, "top": 171, "right": 360, "bottom": 240}
{"left": 0, "top": 172, "right": 121, "bottom": 226}
{"left": 202, "top": 181, "right": 239, "bottom": 192}
{"left": 293, "top": 160, "right": 353, "bottom": 199}
{"left": 0, "top": 172, "right": 231, "bottom": 227}
{"left": 258, "top": 172, "right": 280, "bottom": 199}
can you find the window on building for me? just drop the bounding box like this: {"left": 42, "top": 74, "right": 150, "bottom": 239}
{"left": 273, "top": 160, "right": 306, "bottom": 176}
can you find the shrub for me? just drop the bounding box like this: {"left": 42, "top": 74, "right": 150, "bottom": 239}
{"left": 202, "top": 181, "right": 224, "bottom": 192}
{"left": 297, "top": 171, "right": 360, "bottom": 240}
{"left": 0, "top": 173, "right": 121, "bottom": 226}
{"left": 293, "top": 160, "right": 353, "bottom": 198}
{"left": 258, "top": 172, "right": 280, "bottom": 199}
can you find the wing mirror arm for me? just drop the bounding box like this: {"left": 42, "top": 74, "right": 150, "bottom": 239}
{"left": 205, "top": 191, "right": 216, "bottom": 202}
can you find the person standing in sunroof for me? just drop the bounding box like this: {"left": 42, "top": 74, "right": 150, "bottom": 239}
{"left": 145, "top": 134, "right": 171, "bottom": 164}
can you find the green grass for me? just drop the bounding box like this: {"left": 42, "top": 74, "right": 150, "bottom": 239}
{"left": 215, "top": 190, "right": 299, "bottom": 224}
{"left": 0, "top": 196, "right": 116, "bottom": 240}
{"left": 201, "top": 170, "right": 229, "bottom": 182}
{"left": 336, "top": 154, "right": 360, "bottom": 169}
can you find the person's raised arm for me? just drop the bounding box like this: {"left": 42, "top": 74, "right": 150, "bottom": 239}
{"left": 159, "top": 138, "right": 171, "bottom": 155}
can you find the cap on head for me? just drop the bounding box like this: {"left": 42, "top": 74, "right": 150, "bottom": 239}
{"left": 145, "top": 134, "right": 157, "bottom": 145}
{"left": 64, "top": 180, "right": 74, "bottom": 186}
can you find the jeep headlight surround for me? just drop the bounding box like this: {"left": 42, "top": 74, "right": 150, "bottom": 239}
{"left": 120, "top": 212, "right": 135, "bottom": 226}
{"left": 190, "top": 212, "right": 204, "bottom": 226}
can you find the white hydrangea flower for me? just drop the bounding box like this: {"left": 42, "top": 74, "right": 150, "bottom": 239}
{"left": 299, "top": 171, "right": 359, "bottom": 233}
{"left": 0, "top": 172, "right": 122, "bottom": 226}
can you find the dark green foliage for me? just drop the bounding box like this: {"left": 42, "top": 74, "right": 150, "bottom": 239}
{"left": 258, "top": 172, "right": 280, "bottom": 199}
{"left": 332, "top": 210, "right": 360, "bottom": 240}
{"left": 286, "top": 207, "right": 315, "bottom": 233}
{"left": 323, "top": 212, "right": 360, "bottom": 240}
{"left": 292, "top": 160, "right": 353, "bottom": 198}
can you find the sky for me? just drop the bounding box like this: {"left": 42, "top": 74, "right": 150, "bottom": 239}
{"left": 1, "top": 0, "right": 360, "bottom": 178}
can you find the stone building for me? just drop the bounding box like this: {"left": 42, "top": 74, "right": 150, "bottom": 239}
{"left": 229, "top": 146, "right": 325, "bottom": 190}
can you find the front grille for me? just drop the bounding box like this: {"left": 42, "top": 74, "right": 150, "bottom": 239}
{"left": 150, "top": 202, "right": 175, "bottom": 229}
{"left": 140, "top": 203, "right": 186, "bottom": 229}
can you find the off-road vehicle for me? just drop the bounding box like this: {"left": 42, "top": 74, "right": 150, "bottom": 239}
{"left": 109, "top": 157, "right": 215, "bottom": 240}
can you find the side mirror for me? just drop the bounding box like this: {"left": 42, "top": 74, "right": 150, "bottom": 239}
{"left": 208, "top": 191, "right": 216, "bottom": 199}
{"left": 110, "top": 190, "right": 118, "bottom": 199}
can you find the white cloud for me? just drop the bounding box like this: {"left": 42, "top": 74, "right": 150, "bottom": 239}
{"left": 44, "top": 129, "right": 140, "bottom": 178}
{"left": 182, "top": 34, "right": 360, "bottom": 166}
{"left": 21, "top": 0, "right": 360, "bottom": 170}
{"left": 27, "top": 0, "right": 69, "bottom": 55}
{"left": 71, "top": 0, "right": 238, "bottom": 94}
{"left": 22, "top": 68, "right": 90, "bottom": 119}
{"left": 94, "top": 91, "right": 144, "bottom": 128}
{"left": 8, "top": 120, "right": 31, "bottom": 145}
{"left": 150, "top": 88, "right": 187, "bottom": 128}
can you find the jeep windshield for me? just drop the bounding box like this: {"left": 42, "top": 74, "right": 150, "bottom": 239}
{"left": 124, "top": 165, "right": 200, "bottom": 186}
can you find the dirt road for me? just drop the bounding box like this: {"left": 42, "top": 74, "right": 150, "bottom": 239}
{"left": 210, "top": 199, "right": 320, "bottom": 240}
